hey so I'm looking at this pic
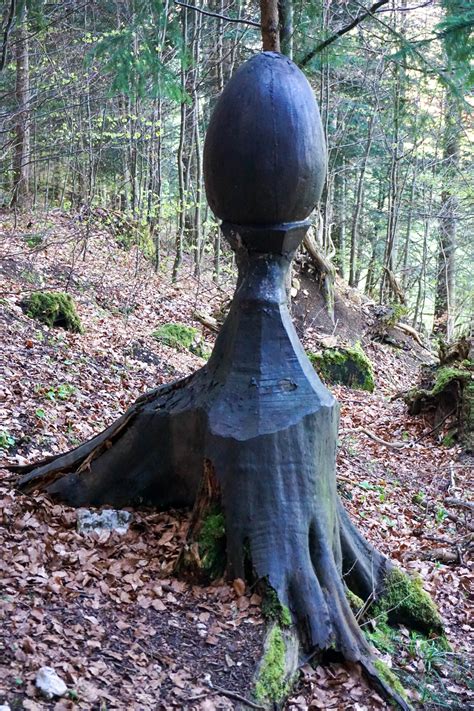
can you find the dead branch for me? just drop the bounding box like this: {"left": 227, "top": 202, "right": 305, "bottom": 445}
{"left": 444, "top": 497, "right": 474, "bottom": 512}
{"left": 194, "top": 310, "right": 219, "bottom": 333}
{"left": 393, "top": 321, "right": 423, "bottom": 347}
{"left": 339, "top": 428, "right": 407, "bottom": 450}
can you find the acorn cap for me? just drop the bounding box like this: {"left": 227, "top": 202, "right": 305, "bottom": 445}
{"left": 204, "top": 52, "right": 327, "bottom": 226}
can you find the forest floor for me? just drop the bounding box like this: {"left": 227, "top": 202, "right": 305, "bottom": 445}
{"left": 0, "top": 211, "right": 472, "bottom": 711}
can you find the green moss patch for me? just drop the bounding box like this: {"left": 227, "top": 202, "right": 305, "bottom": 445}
{"left": 346, "top": 589, "right": 364, "bottom": 615}
{"left": 196, "top": 507, "right": 226, "bottom": 579}
{"left": 153, "top": 323, "right": 208, "bottom": 358}
{"left": 374, "top": 659, "right": 408, "bottom": 701}
{"left": 255, "top": 625, "right": 290, "bottom": 704}
{"left": 21, "top": 291, "right": 82, "bottom": 333}
{"left": 373, "top": 567, "right": 443, "bottom": 635}
{"left": 262, "top": 586, "right": 292, "bottom": 627}
{"left": 308, "top": 342, "right": 375, "bottom": 392}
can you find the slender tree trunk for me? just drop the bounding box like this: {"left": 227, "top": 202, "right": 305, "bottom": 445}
{"left": 173, "top": 8, "right": 189, "bottom": 282}
{"left": 349, "top": 114, "right": 374, "bottom": 287}
{"left": 433, "top": 91, "right": 459, "bottom": 341}
{"left": 260, "top": 0, "right": 280, "bottom": 51}
{"left": 278, "top": 0, "right": 293, "bottom": 58}
{"left": 11, "top": 14, "right": 30, "bottom": 209}
{"left": 399, "top": 167, "right": 417, "bottom": 291}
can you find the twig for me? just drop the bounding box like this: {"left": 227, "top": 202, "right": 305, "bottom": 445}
{"left": 339, "top": 427, "right": 407, "bottom": 449}
{"left": 174, "top": 1, "right": 260, "bottom": 28}
{"left": 448, "top": 462, "right": 455, "bottom": 491}
{"left": 299, "top": 0, "right": 390, "bottom": 67}
{"left": 444, "top": 497, "right": 474, "bottom": 512}
{"left": 207, "top": 681, "right": 266, "bottom": 709}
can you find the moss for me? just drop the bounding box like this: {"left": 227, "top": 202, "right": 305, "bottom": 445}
{"left": 254, "top": 625, "right": 290, "bottom": 704}
{"left": 22, "top": 291, "right": 82, "bottom": 333}
{"left": 308, "top": 342, "right": 375, "bottom": 392}
{"left": 153, "top": 323, "right": 207, "bottom": 358}
{"left": 374, "top": 659, "right": 408, "bottom": 701}
{"left": 431, "top": 367, "right": 469, "bottom": 396}
{"left": 196, "top": 507, "right": 226, "bottom": 579}
{"left": 262, "top": 586, "right": 292, "bottom": 627}
{"left": 365, "top": 620, "right": 398, "bottom": 655}
{"left": 346, "top": 589, "right": 364, "bottom": 615}
{"left": 373, "top": 567, "right": 443, "bottom": 635}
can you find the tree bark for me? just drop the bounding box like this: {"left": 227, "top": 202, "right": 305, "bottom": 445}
{"left": 434, "top": 91, "right": 458, "bottom": 341}
{"left": 11, "top": 14, "right": 30, "bottom": 209}
{"left": 278, "top": 0, "right": 293, "bottom": 58}
{"left": 260, "top": 0, "right": 280, "bottom": 52}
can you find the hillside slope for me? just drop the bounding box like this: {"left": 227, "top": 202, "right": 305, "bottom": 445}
{"left": 1, "top": 211, "right": 472, "bottom": 710}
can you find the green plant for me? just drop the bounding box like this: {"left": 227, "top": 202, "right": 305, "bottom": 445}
{"left": 35, "top": 383, "right": 76, "bottom": 402}
{"left": 0, "top": 429, "right": 15, "bottom": 453}
{"left": 23, "top": 232, "right": 44, "bottom": 248}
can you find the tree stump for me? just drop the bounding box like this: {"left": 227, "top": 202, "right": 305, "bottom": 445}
{"left": 14, "top": 53, "right": 441, "bottom": 709}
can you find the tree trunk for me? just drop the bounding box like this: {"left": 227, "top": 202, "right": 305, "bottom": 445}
{"left": 433, "top": 91, "right": 459, "bottom": 341}
{"left": 278, "top": 0, "right": 293, "bottom": 58}
{"left": 349, "top": 114, "right": 374, "bottom": 287}
{"left": 11, "top": 15, "right": 30, "bottom": 209}
{"left": 260, "top": 0, "right": 280, "bottom": 52}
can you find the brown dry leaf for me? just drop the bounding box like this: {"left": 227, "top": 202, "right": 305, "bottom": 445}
{"left": 232, "top": 578, "right": 246, "bottom": 596}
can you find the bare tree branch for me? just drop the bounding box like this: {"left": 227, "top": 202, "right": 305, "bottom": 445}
{"left": 299, "top": 0, "right": 390, "bottom": 67}
{"left": 174, "top": 1, "right": 260, "bottom": 28}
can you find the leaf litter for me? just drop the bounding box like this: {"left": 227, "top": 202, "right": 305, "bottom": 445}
{"left": 0, "top": 211, "right": 472, "bottom": 709}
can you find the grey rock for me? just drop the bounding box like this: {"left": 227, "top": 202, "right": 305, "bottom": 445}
{"left": 77, "top": 508, "right": 132, "bottom": 534}
{"left": 0, "top": 703, "right": 11, "bottom": 711}
{"left": 35, "top": 667, "right": 67, "bottom": 698}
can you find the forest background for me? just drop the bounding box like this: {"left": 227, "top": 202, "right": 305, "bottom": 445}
{"left": 0, "top": 0, "right": 472, "bottom": 340}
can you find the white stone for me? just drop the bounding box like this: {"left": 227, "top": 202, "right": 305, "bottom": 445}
{"left": 77, "top": 508, "right": 132, "bottom": 534}
{"left": 35, "top": 667, "right": 68, "bottom": 698}
{"left": 0, "top": 704, "right": 11, "bottom": 710}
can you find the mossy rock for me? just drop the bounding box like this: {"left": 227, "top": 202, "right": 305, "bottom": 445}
{"left": 21, "top": 291, "right": 83, "bottom": 333}
{"left": 308, "top": 343, "right": 375, "bottom": 392}
{"left": 373, "top": 567, "right": 443, "bottom": 635}
{"left": 153, "top": 323, "right": 208, "bottom": 358}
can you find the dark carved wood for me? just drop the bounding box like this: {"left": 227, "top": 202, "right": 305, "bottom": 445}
{"left": 204, "top": 52, "right": 326, "bottom": 225}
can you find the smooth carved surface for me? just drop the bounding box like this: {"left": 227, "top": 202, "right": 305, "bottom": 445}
{"left": 204, "top": 52, "right": 327, "bottom": 225}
